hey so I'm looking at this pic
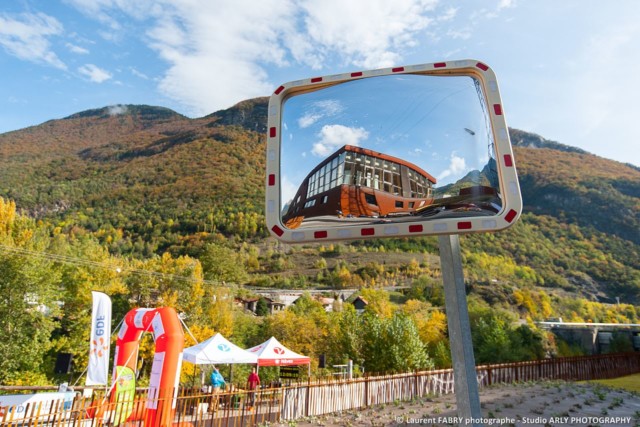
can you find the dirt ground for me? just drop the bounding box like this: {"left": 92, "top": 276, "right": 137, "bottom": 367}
{"left": 273, "top": 380, "right": 640, "bottom": 427}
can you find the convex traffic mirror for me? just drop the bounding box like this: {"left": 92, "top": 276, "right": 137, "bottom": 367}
{"left": 265, "top": 60, "right": 522, "bottom": 243}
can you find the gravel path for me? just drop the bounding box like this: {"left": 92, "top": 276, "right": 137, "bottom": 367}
{"left": 272, "top": 381, "right": 640, "bottom": 427}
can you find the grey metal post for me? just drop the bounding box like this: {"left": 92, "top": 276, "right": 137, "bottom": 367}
{"left": 439, "top": 234, "right": 482, "bottom": 426}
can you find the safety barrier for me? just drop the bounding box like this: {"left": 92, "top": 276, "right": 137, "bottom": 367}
{"left": 2, "top": 352, "right": 639, "bottom": 426}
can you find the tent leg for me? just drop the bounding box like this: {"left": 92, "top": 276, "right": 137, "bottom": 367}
{"left": 193, "top": 364, "right": 197, "bottom": 388}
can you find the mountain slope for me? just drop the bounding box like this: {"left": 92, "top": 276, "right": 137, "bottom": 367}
{"left": 0, "top": 100, "right": 637, "bottom": 302}
{"left": 0, "top": 103, "right": 267, "bottom": 254}
{"left": 514, "top": 146, "right": 639, "bottom": 243}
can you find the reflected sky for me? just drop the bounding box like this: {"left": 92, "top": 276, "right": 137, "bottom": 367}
{"left": 281, "top": 74, "right": 495, "bottom": 207}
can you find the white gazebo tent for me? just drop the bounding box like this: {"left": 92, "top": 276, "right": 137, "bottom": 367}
{"left": 246, "top": 336, "right": 311, "bottom": 376}
{"left": 183, "top": 333, "right": 258, "bottom": 365}
{"left": 183, "top": 333, "right": 258, "bottom": 386}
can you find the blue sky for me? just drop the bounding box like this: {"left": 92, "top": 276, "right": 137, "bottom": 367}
{"left": 1, "top": 0, "right": 639, "bottom": 166}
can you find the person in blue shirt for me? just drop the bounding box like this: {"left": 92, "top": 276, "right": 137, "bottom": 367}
{"left": 210, "top": 367, "right": 225, "bottom": 392}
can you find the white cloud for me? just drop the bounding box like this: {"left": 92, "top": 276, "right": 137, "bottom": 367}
{"left": 442, "top": 48, "right": 462, "bottom": 59}
{"left": 140, "top": 0, "right": 294, "bottom": 116}
{"left": 281, "top": 175, "right": 298, "bottom": 208}
{"left": 437, "top": 152, "right": 468, "bottom": 181}
{"left": 298, "top": 113, "right": 322, "bottom": 129}
{"left": 298, "top": 99, "right": 344, "bottom": 128}
{"left": 0, "top": 12, "right": 66, "bottom": 69}
{"left": 437, "top": 7, "right": 458, "bottom": 22}
{"left": 66, "top": 42, "right": 89, "bottom": 54}
{"left": 497, "top": 0, "right": 516, "bottom": 11}
{"left": 312, "top": 124, "right": 369, "bottom": 157}
{"left": 130, "top": 67, "right": 149, "bottom": 79}
{"left": 107, "top": 104, "right": 127, "bottom": 115}
{"left": 78, "top": 64, "right": 112, "bottom": 82}
{"left": 64, "top": 0, "right": 157, "bottom": 38}
{"left": 446, "top": 28, "right": 472, "bottom": 40}
{"left": 65, "top": 0, "right": 441, "bottom": 116}
{"left": 299, "top": 0, "right": 438, "bottom": 69}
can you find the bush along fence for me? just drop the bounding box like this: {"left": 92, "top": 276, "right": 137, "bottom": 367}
{"left": 1, "top": 352, "right": 639, "bottom": 427}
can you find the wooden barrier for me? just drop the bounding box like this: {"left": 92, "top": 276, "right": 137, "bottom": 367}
{"left": 2, "top": 352, "right": 639, "bottom": 426}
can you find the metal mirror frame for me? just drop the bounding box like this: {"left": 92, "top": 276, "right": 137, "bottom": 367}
{"left": 265, "top": 59, "right": 522, "bottom": 243}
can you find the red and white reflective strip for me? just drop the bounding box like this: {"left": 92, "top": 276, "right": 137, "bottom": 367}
{"left": 503, "top": 154, "right": 514, "bottom": 167}
{"left": 314, "top": 230, "right": 327, "bottom": 239}
{"left": 504, "top": 209, "right": 518, "bottom": 223}
{"left": 409, "top": 224, "right": 423, "bottom": 233}
{"left": 457, "top": 222, "right": 472, "bottom": 230}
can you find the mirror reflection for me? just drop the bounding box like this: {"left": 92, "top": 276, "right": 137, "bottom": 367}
{"left": 280, "top": 74, "right": 501, "bottom": 229}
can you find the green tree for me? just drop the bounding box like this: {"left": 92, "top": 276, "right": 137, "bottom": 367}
{"left": 200, "top": 243, "right": 248, "bottom": 284}
{"left": 331, "top": 305, "right": 364, "bottom": 365}
{"left": 255, "top": 297, "right": 269, "bottom": 316}
{"left": 469, "top": 300, "right": 545, "bottom": 364}
{"left": 361, "top": 312, "right": 432, "bottom": 373}
{"left": 407, "top": 275, "right": 444, "bottom": 306}
{"left": 0, "top": 200, "right": 60, "bottom": 383}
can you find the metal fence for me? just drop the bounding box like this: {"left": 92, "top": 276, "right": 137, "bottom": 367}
{"left": 2, "top": 352, "right": 639, "bottom": 427}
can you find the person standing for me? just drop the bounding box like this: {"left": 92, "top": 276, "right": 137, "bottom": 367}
{"left": 210, "top": 367, "right": 225, "bottom": 393}
{"left": 209, "top": 366, "right": 226, "bottom": 412}
{"left": 246, "top": 367, "right": 260, "bottom": 409}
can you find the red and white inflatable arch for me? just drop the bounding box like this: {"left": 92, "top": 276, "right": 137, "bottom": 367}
{"left": 114, "top": 307, "right": 184, "bottom": 427}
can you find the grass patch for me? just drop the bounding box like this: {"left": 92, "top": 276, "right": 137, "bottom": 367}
{"left": 582, "top": 374, "right": 640, "bottom": 393}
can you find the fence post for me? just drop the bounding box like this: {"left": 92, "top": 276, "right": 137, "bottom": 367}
{"left": 364, "top": 374, "right": 369, "bottom": 408}
{"left": 305, "top": 379, "right": 310, "bottom": 417}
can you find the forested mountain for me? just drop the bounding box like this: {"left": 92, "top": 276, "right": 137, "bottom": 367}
{"left": 0, "top": 98, "right": 638, "bottom": 384}
{"left": 0, "top": 102, "right": 268, "bottom": 256}
{"left": 0, "top": 99, "right": 638, "bottom": 301}
{"left": 0, "top": 98, "right": 640, "bottom": 384}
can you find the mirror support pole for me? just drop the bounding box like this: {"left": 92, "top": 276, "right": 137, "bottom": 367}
{"left": 438, "top": 234, "right": 482, "bottom": 427}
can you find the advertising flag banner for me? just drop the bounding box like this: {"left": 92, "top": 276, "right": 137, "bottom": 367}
{"left": 86, "top": 291, "right": 112, "bottom": 386}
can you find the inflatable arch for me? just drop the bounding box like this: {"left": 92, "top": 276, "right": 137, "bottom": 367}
{"left": 114, "top": 307, "right": 184, "bottom": 427}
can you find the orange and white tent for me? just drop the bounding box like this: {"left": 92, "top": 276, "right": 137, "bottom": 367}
{"left": 246, "top": 336, "right": 310, "bottom": 367}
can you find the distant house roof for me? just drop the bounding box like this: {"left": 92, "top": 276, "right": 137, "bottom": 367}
{"left": 317, "top": 297, "right": 334, "bottom": 306}
{"left": 236, "top": 297, "right": 260, "bottom": 303}
{"left": 352, "top": 296, "right": 369, "bottom": 311}
{"left": 353, "top": 296, "right": 368, "bottom": 305}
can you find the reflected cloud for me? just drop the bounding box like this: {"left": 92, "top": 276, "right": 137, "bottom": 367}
{"left": 311, "top": 124, "right": 369, "bottom": 157}
{"left": 298, "top": 99, "right": 344, "bottom": 128}
{"left": 438, "top": 152, "right": 469, "bottom": 182}
{"left": 281, "top": 175, "right": 298, "bottom": 207}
